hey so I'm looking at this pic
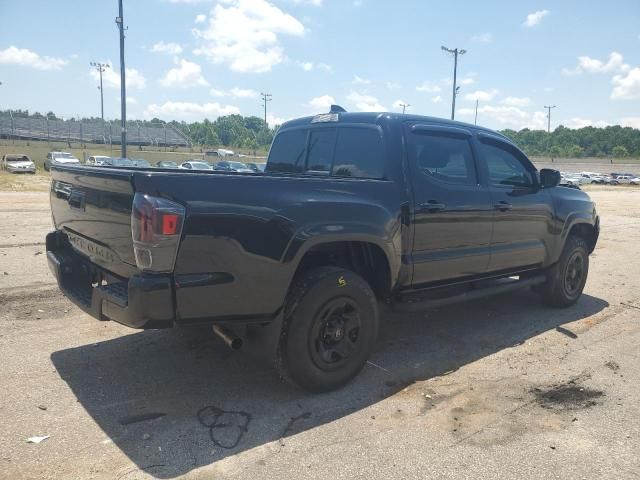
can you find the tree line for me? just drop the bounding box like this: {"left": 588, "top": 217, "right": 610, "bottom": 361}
{"left": 2, "top": 109, "right": 638, "bottom": 156}
{"left": 501, "top": 125, "right": 640, "bottom": 158}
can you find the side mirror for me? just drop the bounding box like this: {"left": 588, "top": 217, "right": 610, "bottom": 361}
{"left": 539, "top": 168, "right": 561, "bottom": 188}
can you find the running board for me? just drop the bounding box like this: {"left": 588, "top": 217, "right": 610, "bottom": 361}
{"left": 393, "top": 275, "right": 546, "bottom": 313}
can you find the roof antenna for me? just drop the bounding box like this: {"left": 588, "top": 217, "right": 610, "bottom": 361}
{"left": 330, "top": 105, "right": 347, "bottom": 113}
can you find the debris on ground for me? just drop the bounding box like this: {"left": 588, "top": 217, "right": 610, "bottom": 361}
{"left": 26, "top": 435, "right": 50, "bottom": 444}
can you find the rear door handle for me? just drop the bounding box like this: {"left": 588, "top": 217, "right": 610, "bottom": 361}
{"left": 494, "top": 201, "right": 512, "bottom": 211}
{"left": 418, "top": 201, "right": 446, "bottom": 213}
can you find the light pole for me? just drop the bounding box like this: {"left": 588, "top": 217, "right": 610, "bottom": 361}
{"left": 399, "top": 103, "right": 410, "bottom": 114}
{"left": 261, "top": 92, "right": 272, "bottom": 128}
{"left": 544, "top": 105, "right": 557, "bottom": 134}
{"left": 116, "top": 0, "right": 127, "bottom": 158}
{"left": 474, "top": 99, "right": 479, "bottom": 125}
{"left": 441, "top": 46, "right": 466, "bottom": 120}
{"left": 90, "top": 62, "right": 109, "bottom": 123}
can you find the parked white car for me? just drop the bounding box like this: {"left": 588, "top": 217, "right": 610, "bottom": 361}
{"left": 179, "top": 161, "right": 213, "bottom": 170}
{"left": 1, "top": 154, "right": 36, "bottom": 174}
{"left": 86, "top": 155, "right": 112, "bottom": 166}
{"left": 612, "top": 175, "right": 634, "bottom": 185}
{"left": 44, "top": 151, "right": 80, "bottom": 171}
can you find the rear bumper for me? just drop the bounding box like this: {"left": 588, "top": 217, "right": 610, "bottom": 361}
{"left": 46, "top": 230, "right": 175, "bottom": 329}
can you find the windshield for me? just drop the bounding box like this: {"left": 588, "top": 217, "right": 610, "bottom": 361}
{"left": 229, "top": 162, "right": 248, "bottom": 169}
{"left": 5, "top": 156, "right": 30, "bottom": 163}
{"left": 55, "top": 153, "right": 76, "bottom": 159}
{"left": 190, "top": 162, "right": 211, "bottom": 169}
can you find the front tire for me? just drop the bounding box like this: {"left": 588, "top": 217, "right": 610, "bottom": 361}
{"left": 540, "top": 235, "right": 589, "bottom": 308}
{"left": 279, "top": 267, "right": 379, "bottom": 392}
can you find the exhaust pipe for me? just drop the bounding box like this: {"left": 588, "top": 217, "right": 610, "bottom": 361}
{"left": 212, "top": 324, "right": 243, "bottom": 350}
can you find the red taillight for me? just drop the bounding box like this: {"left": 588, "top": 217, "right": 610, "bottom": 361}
{"left": 162, "top": 214, "right": 179, "bottom": 235}
{"left": 131, "top": 193, "right": 185, "bottom": 272}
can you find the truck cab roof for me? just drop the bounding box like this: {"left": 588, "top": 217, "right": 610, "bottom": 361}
{"left": 280, "top": 111, "right": 512, "bottom": 142}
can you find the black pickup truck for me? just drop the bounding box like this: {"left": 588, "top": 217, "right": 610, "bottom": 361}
{"left": 47, "top": 111, "right": 599, "bottom": 392}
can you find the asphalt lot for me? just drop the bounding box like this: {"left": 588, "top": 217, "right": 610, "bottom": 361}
{"left": 0, "top": 187, "right": 639, "bottom": 480}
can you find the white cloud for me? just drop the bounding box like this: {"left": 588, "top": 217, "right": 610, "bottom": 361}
{"left": 0, "top": 45, "right": 68, "bottom": 70}
{"left": 209, "top": 86, "right": 258, "bottom": 98}
{"left": 562, "top": 117, "right": 610, "bottom": 129}
{"left": 563, "top": 52, "right": 630, "bottom": 75}
{"left": 266, "top": 113, "right": 287, "bottom": 126}
{"left": 194, "top": 14, "right": 206, "bottom": 23}
{"left": 416, "top": 81, "right": 440, "bottom": 93}
{"left": 193, "top": 0, "right": 305, "bottom": 73}
{"left": 151, "top": 41, "right": 183, "bottom": 55}
{"left": 441, "top": 74, "right": 475, "bottom": 87}
{"left": 229, "top": 87, "right": 258, "bottom": 98}
{"left": 464, "top": 89, "right": 499, "bottom": 102}
{"left": 352, "top": 75, "right": 371, "bottom": 85}
{"left": 144, "top": 101, "right": 240, "bottom": 120}
{"left": 298, "top": 61, "right": 314, "bottom": 71}
{"left": 168, "top": 0, "right": 209, "bottom": 3}
{"left": 160, "top": 58, "right": 209, "bottom": 88}
{"left": 432, "top": 95, "right": 442, "bottom": 103}
{"left": 347, "top": 91, "right": 385, "bottom": 111}
{"left": 317, "top": 63, "right": 332, "bottom": 72}
{"left": 502, "top": 96, "right": 531, "bottom": 107}
{"left": 386, "top": 82, "right": 401, "bottom": 90}
{"left": 523, "top": 10, "right": 550, "bottom": 27}
{"left": 90, "top": 65, "right": 147, "bottom": 89}
{"left": 620, "top": 117, "right": 640, "bottom": 129}
{"left": 126, "top": 96, "right": 137, "bottom": 105}
{"left": 458, "top": 105, "right": 547, "bottom": 130}
{"left": 293, "top": 0, "right": 322, "bottom": 5}
{"left": 471, "top": 32, "right": 492, "bottom": 43}
{"left": 307, "top": 94, "right": 335, "bottom": 112}
{"left": 611, "top": 67, "right": 640, "bottom": 100}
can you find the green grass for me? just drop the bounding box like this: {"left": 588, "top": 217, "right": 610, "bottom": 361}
{"left": 0, "top": 171, "right": 50, "bottom": 192}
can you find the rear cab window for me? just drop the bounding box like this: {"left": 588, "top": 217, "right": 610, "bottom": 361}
{"left": 266, "top": 125, "right": 385, "bottom": 179}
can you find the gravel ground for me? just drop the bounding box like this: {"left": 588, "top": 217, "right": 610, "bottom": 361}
{"left": 0, "top": 187, "right": 639, "bottom": 480}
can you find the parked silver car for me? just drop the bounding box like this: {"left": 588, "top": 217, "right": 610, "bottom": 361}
{"left": 1, "top": 154, "right": 36, "bottom": 174}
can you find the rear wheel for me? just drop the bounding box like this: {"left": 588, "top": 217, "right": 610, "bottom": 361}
{"left": 279, "top": 267, "right": 378, "bottom": 392}
{"left": 539, "top": 235, "right": 589, "bottom": 307}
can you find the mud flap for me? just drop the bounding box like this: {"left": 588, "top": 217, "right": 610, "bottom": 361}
{"left": 242, "top": 309, "right": 285, "bottom": 370}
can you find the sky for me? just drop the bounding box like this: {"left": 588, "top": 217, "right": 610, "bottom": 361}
{"left": 0, "top": 0, "right": 639, "bottom": 131}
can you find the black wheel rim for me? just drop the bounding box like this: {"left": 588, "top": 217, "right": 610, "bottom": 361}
{"left": 309, "top": 297, "right": 361, "bottom": 371}
{"left": 564, "top": 251, "right": 585, "bottom": 297}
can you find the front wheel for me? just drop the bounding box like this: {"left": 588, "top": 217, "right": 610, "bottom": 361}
{"left": 539, "top": 235, "right": 589, "bottom": 308}
{"left": 279, "top": 267, "right": 379, "bottom": 392}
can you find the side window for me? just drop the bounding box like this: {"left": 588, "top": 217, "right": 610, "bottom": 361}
{"left": 410, "top": 133, "right": 476, "bottom": 185}
{"left": 306, "top": 128, "right": 336, "bottom": 173}
{"left": 266, "top": 129, "right": 308, "bottom": 173}
{"left": 332, "top": 127, "right": 384, "bottom": 178}
{"left": 479, "top": 141, "right": 534, "bottom": 188}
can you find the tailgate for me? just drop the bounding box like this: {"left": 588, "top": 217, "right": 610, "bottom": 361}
{"left": 50, "top": 166, "right": 138, "bottom": 278}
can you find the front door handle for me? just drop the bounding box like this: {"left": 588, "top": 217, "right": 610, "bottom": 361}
{"left": 494, "top": 201, "right": 513, "bottom": 211}
{"left": 418, "top": 200, "right": 446, "bottom": 213}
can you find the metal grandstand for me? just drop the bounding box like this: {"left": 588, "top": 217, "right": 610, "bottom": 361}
{"left": 0, "top": 113, "right": 191, "bottom": 147}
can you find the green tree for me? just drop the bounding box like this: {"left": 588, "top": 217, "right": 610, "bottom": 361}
{"left": 612, "top": 145, "right": 629, "bottom": 158}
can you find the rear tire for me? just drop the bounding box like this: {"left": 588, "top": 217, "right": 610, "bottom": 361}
{"left": 540, "top": 235, "right": 589, "bottom": 308}
{"left": 279, "top": 267, "right": 379, "bottom": 392}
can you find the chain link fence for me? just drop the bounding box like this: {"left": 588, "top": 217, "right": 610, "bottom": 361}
{"left": 0, "top": 113, "right": 191, "bottom": 148}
